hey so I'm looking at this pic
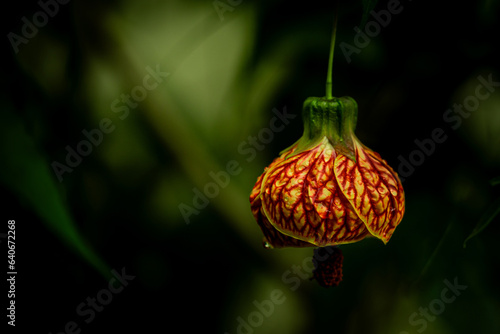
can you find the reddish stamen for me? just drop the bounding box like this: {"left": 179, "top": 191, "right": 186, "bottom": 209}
{"left": 312, "top": 246, "right": 343, "bottom": 287}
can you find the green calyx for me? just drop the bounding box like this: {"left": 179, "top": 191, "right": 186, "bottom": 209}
{"left": 283, "top": 96, "right": 358, "bottom": 161}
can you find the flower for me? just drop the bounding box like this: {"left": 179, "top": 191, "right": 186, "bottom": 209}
{"left": 250, "top": 96, "right": 405, "bottom": 249}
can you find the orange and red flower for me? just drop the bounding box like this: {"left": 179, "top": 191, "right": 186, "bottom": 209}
{"left": 249, "top": 96, "right": 405, "bottom": 286}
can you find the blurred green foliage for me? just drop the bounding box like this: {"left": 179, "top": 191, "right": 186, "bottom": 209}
{"left": 1, "top": 0, "right": 500, "bottom": 333}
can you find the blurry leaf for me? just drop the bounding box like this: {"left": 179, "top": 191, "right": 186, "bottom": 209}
{"left": 223, "top": 273, "right": 307, "bottom": 334}
{"left": 414, "top": 220, "right": 453, "bottom": 286}
{"left": 463, "top": 197, "right": 500, "bottom": 248}
{"left": 360, "top": 0, "right": 379, "bottom": 29}
{"left": 0, "top": 107, "right": 109, "bottom": 279}
{"left": 110, "top": 0, "right": 257, "bottom": 147}
{"left": 490, "top": 176, "right": 500, "bottom": 186}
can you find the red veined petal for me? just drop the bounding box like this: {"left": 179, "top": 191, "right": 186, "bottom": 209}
{"left": 334, "top": 138, "right": 405, "bottom": 244}
{"left": 261, "top": 138, "right": 369, "bottom": 246}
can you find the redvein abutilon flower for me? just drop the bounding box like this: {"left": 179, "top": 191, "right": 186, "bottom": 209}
{"left": 249, "top": 96, "right": 405, "bottom": 286}
{"left": 250, "top": 6, "right": 405, "bottom": 287}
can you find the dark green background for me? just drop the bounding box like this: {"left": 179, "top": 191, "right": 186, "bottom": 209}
{"left": 1, "top": 0, "right": 499, "bottom": 333}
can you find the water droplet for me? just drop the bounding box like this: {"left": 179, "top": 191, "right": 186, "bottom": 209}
{"left": 263, "top": 241, "right": 272, "bottom": 249}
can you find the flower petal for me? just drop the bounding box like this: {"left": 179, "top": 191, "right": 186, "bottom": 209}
{"left": 261, "top": 138, "right": 369, "bottom": 246}
{"left": 334, "top": 139, "right": 405, "bottom": 244}
{"left": 256, "top": 206, "right": 315, "bottom": 248}
{"left": 250, "top": 149, "right": 313, "bottom": 248}
{"left": 305, "top": 142, "right": 369, "bottom": 245}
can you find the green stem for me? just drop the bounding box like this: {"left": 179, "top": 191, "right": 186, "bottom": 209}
{"left": 325, "top": 3, "right": 339, "bottom": 99}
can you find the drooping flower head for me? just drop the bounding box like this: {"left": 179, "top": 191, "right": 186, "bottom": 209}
{"left": 249, "top": 96, "right": 405, "bottom": 286}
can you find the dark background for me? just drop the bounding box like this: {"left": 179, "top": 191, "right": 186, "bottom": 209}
{"left": 1, "top": 0, "right": 499, "bottom": 333}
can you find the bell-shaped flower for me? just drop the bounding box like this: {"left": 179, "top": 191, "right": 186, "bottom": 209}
{"left": 250, "top": 96, "right": 405, "bottom": 249}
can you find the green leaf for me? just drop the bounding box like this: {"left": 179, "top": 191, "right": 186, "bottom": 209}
{"left": 360, "top": 0, "right": 379, "bottom": 30}
{"left": 463, "top": 197, "right": 500, "bottom": 248}
{"left": 490, "top": 176, "right": 500, "bottom": 187}
{"left": 0, "top": 106, "right": 110, "bottom": 279}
